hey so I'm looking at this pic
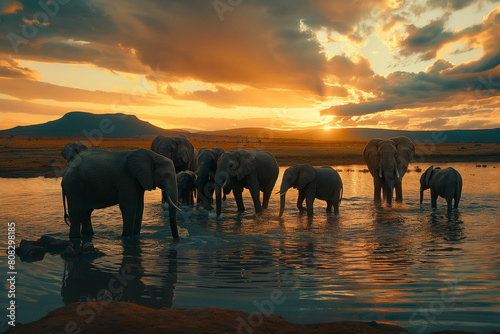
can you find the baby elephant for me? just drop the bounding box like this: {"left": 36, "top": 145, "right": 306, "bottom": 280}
{"left": 420, "top": 166, "right": 462, "bottom": 211}
{"left": 279, "top": 164, "right": 343, "bottom": 216}
{"left": 177, "top": 171, "right": 197, "bottom": 205}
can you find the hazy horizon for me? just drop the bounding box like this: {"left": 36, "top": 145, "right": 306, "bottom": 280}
{"left": 1, "top": 1, "right": 500, "bottom": 132}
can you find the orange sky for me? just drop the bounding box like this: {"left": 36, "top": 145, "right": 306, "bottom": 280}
{"left": 1, "top": 0, "right": 500, "bottom": 131}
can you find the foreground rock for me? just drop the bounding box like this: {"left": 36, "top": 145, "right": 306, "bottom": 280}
{"left": 14, "top": 235, "right": 104, "bottom": 262}
{"left": 7, "top": 301, "right": 411, "bottom": 333}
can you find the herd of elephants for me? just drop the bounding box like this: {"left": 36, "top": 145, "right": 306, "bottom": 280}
{"left": 59, "top": 135, "right": 463, "bottom": 240}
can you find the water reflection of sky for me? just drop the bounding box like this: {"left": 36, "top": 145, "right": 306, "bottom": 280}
{"left": 0, "top": 163, "right": 499, "bottom": 332}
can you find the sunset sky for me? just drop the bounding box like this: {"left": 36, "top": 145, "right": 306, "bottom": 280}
{"left": 1, "top": 0, "right": 500, "bottom": 131}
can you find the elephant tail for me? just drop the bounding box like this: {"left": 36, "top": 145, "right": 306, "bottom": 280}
{"left": 339, "top": 183, "right": 343, "bottom": 203}
{"left": 62, "top": 189, "right": 70, "bottom": 226}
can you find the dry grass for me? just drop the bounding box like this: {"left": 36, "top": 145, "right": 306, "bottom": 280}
{"left": 1, "top": 138, "right": 499, "bottom": 178}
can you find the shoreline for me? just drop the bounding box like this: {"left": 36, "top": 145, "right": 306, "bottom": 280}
{"left": 5, "top": 301, "right": 485, "bottom": 334}
{"left": 1, "top": 139, "right": 499, "bottom": 178}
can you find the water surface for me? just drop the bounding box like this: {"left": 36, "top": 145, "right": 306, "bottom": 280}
{"left": 1, "top": 163, "right": 499, "bottom": 333}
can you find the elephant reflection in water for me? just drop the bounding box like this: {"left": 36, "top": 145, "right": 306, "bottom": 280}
{"left": 427, "top": 211, "right": 464, "bottom": 242}
{"left": 61, "top": 241, "right": 178, "bottom": 309}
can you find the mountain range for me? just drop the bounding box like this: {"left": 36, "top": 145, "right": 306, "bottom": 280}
{"left": 1, "top": 111, "right": 499, "bottom": 143}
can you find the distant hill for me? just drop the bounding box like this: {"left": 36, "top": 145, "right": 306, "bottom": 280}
{"left": 198, "top": 127, "right": 500, "bottom": 143}
{"left": 1, "top": 112, "right": 499, "bottom": 143}
{"left": 0, "top": 111, "right": 186, "bottom": 138}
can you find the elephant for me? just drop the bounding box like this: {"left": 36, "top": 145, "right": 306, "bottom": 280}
{"left": 420, "top": 166, "right": 462, "bottom": 211}
{"left": 214, "top": 150, "right": 279, "bottom": 217}
{"left": 278, "top": 164, "right": 343, "bottom": 216}
{"left": 151, "top": 134, "right": 198, "bottom": 173}
{"left": 195, "top": 147, "right": 225, "bottom": 206}
{"left": 61, "top": 141, "right": 88, "bottom": 162}
{"left": 61, "top": 148, "right": 180, "bottom": 239}
{"left": 177, "top": 171, "right": 197, "bottom": 205}
{"left": 363, "top": 136, "right": 415, "bottom": 207}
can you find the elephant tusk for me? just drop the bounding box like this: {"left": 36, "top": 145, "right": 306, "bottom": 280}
{"left": 379, "top": 169, "right": 383, "bottom": 178}
{"left": 168, "top": 196, "right": 182, "bottom": 211}
{"left": 395, "top": 167, "right": 400, "bottom": 179}
{"left": 279, "top": 190, "right": 288, "bottom": 197}
{"left": 221, "top": 180, "right": 228, "bottom": 189}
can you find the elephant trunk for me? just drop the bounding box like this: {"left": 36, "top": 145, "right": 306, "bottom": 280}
{"left": 385, "top": 180, "right": 393, "bottom": 207}
{"left": 278, "top": 183, "right": 289, "bottom": 217}
{"left": 420, "top": 188, "right": 424, "bottom": 205}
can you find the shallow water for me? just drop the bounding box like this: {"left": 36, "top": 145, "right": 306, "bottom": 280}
{"left": 1, "top": 163, "right": 499, "bottom": 332}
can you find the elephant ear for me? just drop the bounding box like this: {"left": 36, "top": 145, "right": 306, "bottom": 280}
{"left": 235, "top": 150, "right": 257, "bottom": 181}
{"left": 61, "top": 142, "right": 74, "bottom": 161}
{"left": 151, "top": 135, "right": 164, "bottom": 151}
{"left": 363, "top": 139, "right": 383, "bottom": 178}
{"left": 424, "top": 165, "right": 433, "bottom": 188}
{"left": 126, "top": 149, "right": 155, "bottom": 191}
{"left": 391, "top": 136, "right": 415, "bottom": 174}
{"left": 179, "top": 147, "right": 190, "bottom": 164}
{"left": 297, "top": 164, "right": 317, "bottom": 190}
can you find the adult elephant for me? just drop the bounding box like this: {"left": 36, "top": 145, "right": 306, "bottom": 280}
{"left": 61, "top": 141, "right": 88, "bottom": 163}
{"left": 61, "top": 149, "right": 180, "bottom": 239}
{"left": 363, "top": 136, "right": 415, "bottom": 207}
{"left": 195, "top": 147, "right": 225, "bottom": 206}
{"left": 214, "top": 150, "right": 279, "bottom": 217}
{"left": 278, "top": 164, "right": 343, "bottom": 216}
{"left": 151, "top": 134, "right": 197, "bottom": 173}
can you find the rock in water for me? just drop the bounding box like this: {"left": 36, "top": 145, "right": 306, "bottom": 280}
{"left": 16, "top": 240, "right": 45, "bottom": 262}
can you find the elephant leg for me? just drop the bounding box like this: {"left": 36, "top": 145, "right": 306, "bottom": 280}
{"left": 395, "top": 180, "right": 403, "bottom": 203}
{"left": 382, "top": 185, "right": 387, "bottom": 202}
{"left": 445, "top": 189, "right": 454, "bottom": 212}
{"left": 430, "top": 189, "right": 438, "bottom": 209}
{"left": 297, "top": 191, "right": 306, "bottom": 213}
{"left": 248, "top": 182, "right": 263, "bottom": 214}
{"left": 326, "top": 200, "right": 332, "bottom": 212}
{"left": 120, "top": 194, "right": 139, "bottom": 237}
{"left": 333, "top": 200, "right": 340, "bottom": 215}
{"left": 81, "top": 210, "right": 94, "bottom": 235}
{"left": 232, "top": 179, "right": 245, "bottom": 212}
{"left": 373, "top": 178, "right": 382, "bottom": 206}
{"left": 305, "top": 187, "right": 315, "bottom": 216}
{"left": 306, "top": 196, "right": 315, "bottom": 216}
{"left": 133, "top": 194, "right": 144, "bottom": 235}
{"left": 67, "top": 199, "right": 83, "bottom": 238}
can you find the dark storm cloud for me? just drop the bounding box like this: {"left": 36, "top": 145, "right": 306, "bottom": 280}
{"left": 399, "top": 17, "right": 455, "bottom": 61}
{"left": 322, "top": 8, "right": 500, "bottom": 119}
{"left": 0, "top": 0, "right": 392, "bottom": 95}
{"left": 321, "top": 57, "right": 500, "bottom": 117}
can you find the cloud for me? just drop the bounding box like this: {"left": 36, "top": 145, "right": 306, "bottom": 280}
{"left": 0, "top": 78, "right": 163, "bottom": 106}
{"left": 0, "top": 0, "right": 22, "bottom": 15}
{"left": 166, "top": 83, "right": 349, "bottom": 109}
{"left": 0, "top": 56, "right": 39, "bottom": 79}
{"left": 416, "top": 118, "right": 448, "bottom": 128}
{"left": 398, "top": 17, "right": 455, "bottom": 61}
